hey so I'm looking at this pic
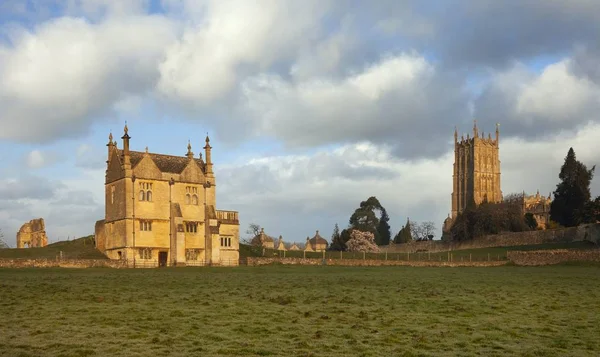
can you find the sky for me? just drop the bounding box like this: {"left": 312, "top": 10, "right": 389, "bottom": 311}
{"left": 1, "top": 0, "right": 600, "bottom": 246}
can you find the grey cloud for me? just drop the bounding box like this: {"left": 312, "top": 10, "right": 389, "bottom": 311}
{"left": 427, "top": 1, "right": 600, "bottom": 70}
{"left": 0, "top": 175, "right": 64, "bottom": 200}
{"left": 51, "top": 190, "right": 97, "bottom": 206}
{"left": 569, "top": 45, "right": 600, "bottom": 85}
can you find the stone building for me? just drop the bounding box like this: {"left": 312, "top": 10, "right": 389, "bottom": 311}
{"left": 445, "top": 121, "right": 502, "bottom": 231}
{"left": 521, "top": 190, "right": 552, "bottom": 229}
{"left": 251, "top": 228, "right": 275, "bottom": 249}
{"left": 94, "top": 125, "right": 240, "bottom": 267}
{"left": 304, "top": 231, "right": 328, "bottom": 252}
{"left": 17, "top": 218, "right": 48, "bottom": 248}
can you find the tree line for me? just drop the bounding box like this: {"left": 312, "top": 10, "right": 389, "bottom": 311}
{"left": 329, "top": 196, "right": 437, "bottom": 252}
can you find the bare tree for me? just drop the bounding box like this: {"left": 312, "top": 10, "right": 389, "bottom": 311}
{"left": 410, "top": 221, "right": 436, "bottom": 241}
{"left": 0, "top": 228, "right": 9, "bottom": 249}
{"left": 503, "top": 192, "right": 525, "bottom": 205}
{"left": 243, "top": 223, "right": 262, "bottom": 244}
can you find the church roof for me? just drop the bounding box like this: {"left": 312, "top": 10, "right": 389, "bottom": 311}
{"left": 125, "top": 150, "right": 205, "bottom": 174}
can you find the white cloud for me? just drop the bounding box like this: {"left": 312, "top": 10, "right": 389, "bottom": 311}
{"left": 156, "top": 0, "right": 331, "bottom": 105}
{"left": 516, "top": 60, "right": 600, "bottom": 123}
{"left": 234, "top": 53, "right": 468, "bottom": 157}
{"left": 0, "top": 14, "right": 177, "bottom": 142}
{"left": 475, "top": 58, "right": 600, "bottom": 138}
{"left": 26, "top": 150, "right": 46, "bottom": 169}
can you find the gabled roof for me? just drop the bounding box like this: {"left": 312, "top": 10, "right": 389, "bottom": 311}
{"left": 123, "top": 150, "right": 205, "bottom": 174}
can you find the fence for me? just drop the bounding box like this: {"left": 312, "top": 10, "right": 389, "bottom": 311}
{"left": 260, "top": 248, "right": 509, "bottom": 263}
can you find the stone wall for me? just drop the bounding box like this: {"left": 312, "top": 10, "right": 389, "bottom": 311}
{"left": 246, "top": 257, "right": 506, "bottom": 267}
{"left": 383, "top": 223, "right": 600, "bottom": 253}
{"left": 0, "top": 258, "right": 128, "bottom": 269}
{"left": 507, "top": 249, "right": 600, "bottom": 266}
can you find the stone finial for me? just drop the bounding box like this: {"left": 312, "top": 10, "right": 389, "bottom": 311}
{"left": 186, "top": 140, "right": 194, "bottom": 159}
{"left": 124, "top": 122, "right": 128, "bottom": 134}
{"left": 108, "top": 132, "right": 113, "bottom": 143}
{"left": 473, "top": 119, "right": 478, "bottom": 138}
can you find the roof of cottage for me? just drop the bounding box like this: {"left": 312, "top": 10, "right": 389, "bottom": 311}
{"left": 308, "top": 230, "right": 328, "bottom": 245}
{"left": 251, "top": 228, "right": 275, "bottom": 245}
{"left": 123, "top": 150, "right": 205, "bottom": 174}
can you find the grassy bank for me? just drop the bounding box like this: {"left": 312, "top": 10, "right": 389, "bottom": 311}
{"left": 0, "top": 236, "right": 106, "bottom": 260}
{"left": 1, "top": 266, "right": 599, "bottom": 356}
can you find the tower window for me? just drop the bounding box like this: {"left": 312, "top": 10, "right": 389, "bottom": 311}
{"left": 139, "top": 182, "right": 153, "bottom": 201}
{"left": 185, "top": 222, "right": 198, "bottom": 233}
{"left": 220, "top": 237, "right": 232, "bottom": 247}
{"left": 110, "top": 186, "right": 115, "bottom": 204}
{"left": 185, "top": 186, "right": 199, "bottom": 205}
{"left": 140, "top": 220, "right": 152, "bottom": 231}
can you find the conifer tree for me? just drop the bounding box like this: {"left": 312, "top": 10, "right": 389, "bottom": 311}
{"left": 550, "top": 148, "right": 596, "bottom": 227}
{"left": 402, "top": 218, "right": 413, "bottom": 242}
{"left": 329, "top": 223, "right": 346, "bottom": 251}
{"left": 376, "top": 208, "right": 391, "bottom": 245}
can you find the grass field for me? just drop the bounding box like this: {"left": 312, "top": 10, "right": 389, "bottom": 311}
{"left": 1, "top": 266, "right": 599, "bottom": 357}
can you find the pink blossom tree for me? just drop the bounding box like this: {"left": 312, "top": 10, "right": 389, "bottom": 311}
{"left": 346, "top": 230, "right": 379, "bottom": 252}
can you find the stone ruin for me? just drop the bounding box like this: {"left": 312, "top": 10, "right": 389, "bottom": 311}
{"left": 17, "top": 218, "right": 48, "bottom": 248}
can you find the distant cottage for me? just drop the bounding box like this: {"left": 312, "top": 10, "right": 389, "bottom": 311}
{"left": 95, "top": 125, "right": 240, "bottom": 267}
{"left": 304, "top": 231, "right": 328, "bottom": 252}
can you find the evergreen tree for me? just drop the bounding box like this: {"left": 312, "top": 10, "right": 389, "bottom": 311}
{"left": 329, "top": 223, "right": 346, "bottom": 251}
{"left": 393, "top": 226, "right": 403, "bottom": 244}
{"left": 550, "top": 148, "right": 596, "bottom": 227}
{"left": 346, "top": 196, "right": 389, "bottom": 244}
{"left": 401, "top": 218, "right": 414, "bottom": 242}
{"left": 393, "top": 219, "right": 414, "bottom": 244}
{"left": 376, "top": 208, "right": 391, "bottom": 245}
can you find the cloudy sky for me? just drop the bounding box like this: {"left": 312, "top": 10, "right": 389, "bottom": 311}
{"left": 1, "top": 0, "right": 599, "bottom": 246}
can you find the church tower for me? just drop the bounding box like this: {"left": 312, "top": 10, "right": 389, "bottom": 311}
{"left": 451, "top": 121, "right": 502, "bottom": 219}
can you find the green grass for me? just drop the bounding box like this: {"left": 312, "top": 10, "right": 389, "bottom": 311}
{"left": 1, "top": 266, "right": 599, "bottom": 356}
{"left": 0, "top": 236, "right": 107, "bottom": 260}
